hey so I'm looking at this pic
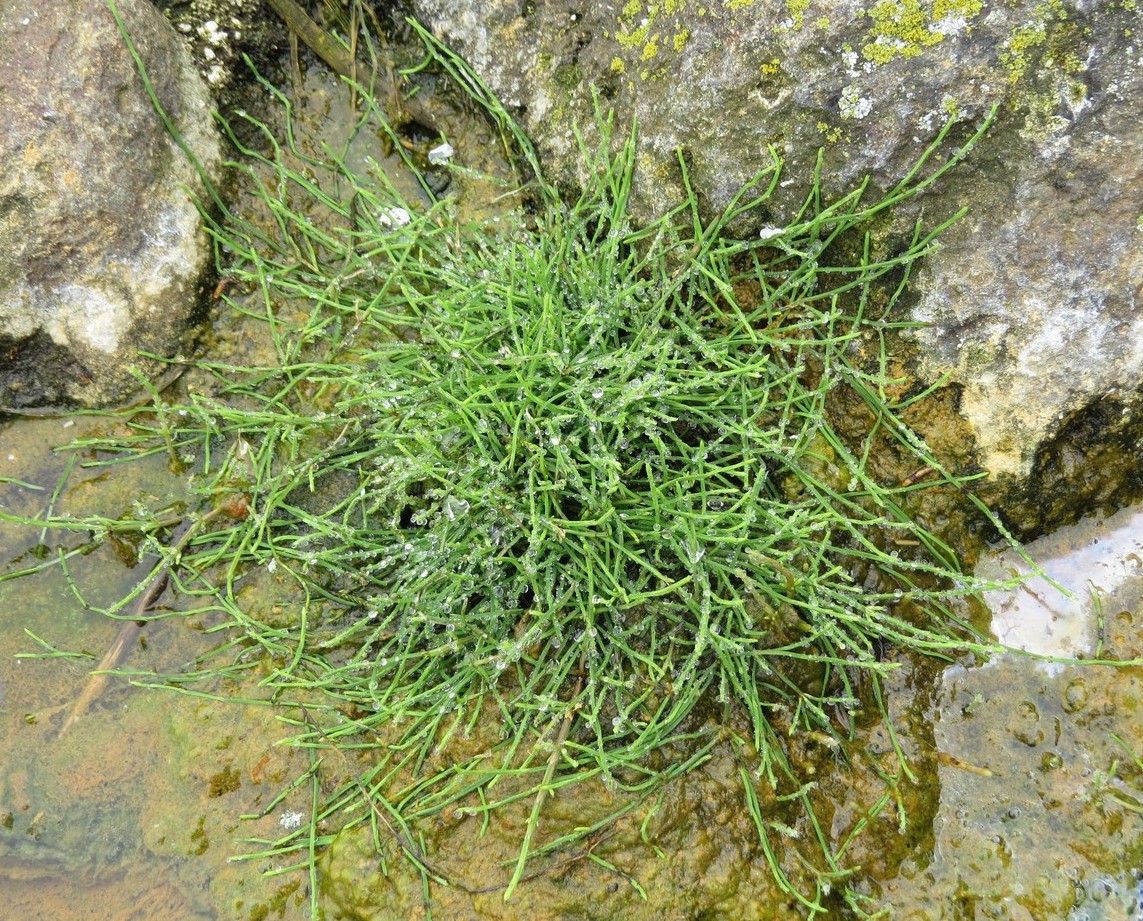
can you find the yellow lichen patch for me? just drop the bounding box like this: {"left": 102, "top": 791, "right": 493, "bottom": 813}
{"left": 1000, "top": 0, "right": 1087, "bottom": 84}
{"left": 615, "top": 0, "right": 694, "bottom": 73}
{"left": 1062, "top": 51, "right": 1085, "bottom": 73}
{"left": 1001, "top": 21, "right": 1048, "bottom": 80}
{"left": 816, "top": 120, "right": 845, "bottom": 143}
{"left": 783, "top": 0, "right": 812, "bottom": 30}
{"left": 860, "top": 0, "right": 983, "bottom": 65}
{"left": 616, "top": 20, "right": 652, "bottom": 50}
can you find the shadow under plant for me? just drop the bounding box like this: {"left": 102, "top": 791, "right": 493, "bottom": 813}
{"left": 5, "top": 15, "right": 1114, "bottom": 920}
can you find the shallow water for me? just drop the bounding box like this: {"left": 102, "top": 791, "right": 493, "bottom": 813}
{"left": 874, "top": 506, "right": 1143, "bottom": 920}
{"left": 7, "top": 409, "right": 1141, "bottom": 920}
{"left": 979, "top": 502, "right": 1143, "bottom": 660}
{"left": 0, "top": 416, "right": 319, "bottom": 920}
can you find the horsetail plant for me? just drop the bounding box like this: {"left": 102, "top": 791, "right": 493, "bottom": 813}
{"left": 0, "top": 9, "right": 1042, "bottom": 916}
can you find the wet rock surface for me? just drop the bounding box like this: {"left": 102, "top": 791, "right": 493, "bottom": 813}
{"left": 157, "top": 0, "right": 285, "bottom": 95}
{"left": 881, "top": 505, "right": 1143, "bottom": 920}
{"left": 909, "top": 21, "right": 1143, "bottom": 532}
{"left": 409, "top": 0, "right": 1143, "bottom": 532}
{"left": 883, "top": 649, "right": 1143, "bottom": 920}
{"left": 0, "top": 0, "right": 222, "bottom": 410}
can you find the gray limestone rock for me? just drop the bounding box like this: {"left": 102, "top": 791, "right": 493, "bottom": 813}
{"left": 910, "top": 26, "right": 1143, "bottom": 531}
{"left": 0, "top": 0, "right": 223, "bottom": 409}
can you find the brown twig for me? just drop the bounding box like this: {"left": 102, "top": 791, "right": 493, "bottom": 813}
{"left": 264, "top": 0, "right": 436, "bottom": 131}
{"left": 57, "top": 504, "right": 228, "bottom": 737}
{"left": 504, "top": 664, "right": 586, "bottom": 898}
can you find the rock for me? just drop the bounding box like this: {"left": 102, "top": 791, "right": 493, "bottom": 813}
{"left": 410, "top": 0, "right": 1143, "bottom": 532}
{"left": 157, "top": 0, "right": 283, "bottom": 95}
{"left": 0, "top": 0, "right": 223, "bottom": 410}
{"left": 909, "top": 24, "right": 1143, "bottom": 533}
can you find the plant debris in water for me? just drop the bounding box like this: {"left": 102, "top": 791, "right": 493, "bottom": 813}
{"left": 1, "top": 18, "right": 1035, "bottom": 917}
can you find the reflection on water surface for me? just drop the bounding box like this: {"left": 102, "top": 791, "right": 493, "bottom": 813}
{"left": 979, "top": 502, "right": 1143, "bottom": 659}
